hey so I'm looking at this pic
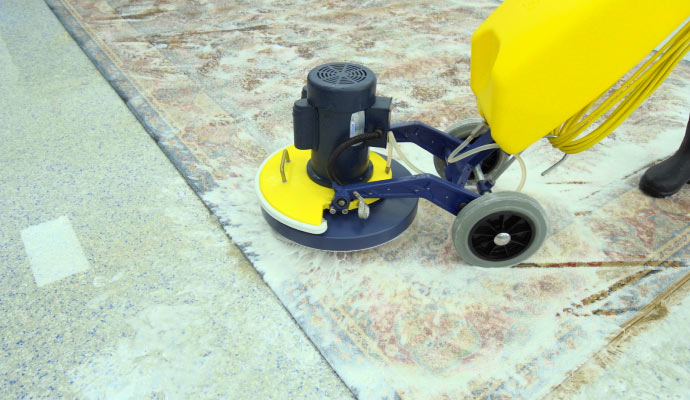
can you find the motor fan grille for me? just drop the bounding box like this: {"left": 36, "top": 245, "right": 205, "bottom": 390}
{"left": 315, "top": 63, "right": 369, "bottom": 85}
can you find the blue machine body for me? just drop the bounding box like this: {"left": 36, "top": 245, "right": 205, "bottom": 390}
{"left": 329, "top": 121, "right": 496, "bottom": 216}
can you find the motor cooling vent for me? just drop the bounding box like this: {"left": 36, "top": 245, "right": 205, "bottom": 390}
{"left": 315, "top": 63, "right": 369, "bottom": 85}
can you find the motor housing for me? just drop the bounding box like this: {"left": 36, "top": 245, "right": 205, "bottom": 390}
{"left": 293, "top": 62, "right": 391, "bottom": 187}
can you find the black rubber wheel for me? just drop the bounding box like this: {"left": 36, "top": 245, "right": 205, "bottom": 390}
{"left": 434, "top": 119, "right": 509, "bottom": 184}
{"left": 468, "top": 211, "right": 534, "bottom": 261}
{"left": 452, "top": 191, "right": 548, "bottom": 267}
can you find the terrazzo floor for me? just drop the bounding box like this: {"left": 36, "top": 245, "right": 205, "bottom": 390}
{"left": 0, "top": 0, "right": 351, "bottom": 398}
{"left": 1, "top": 0, "right": 689, "bottom": 398}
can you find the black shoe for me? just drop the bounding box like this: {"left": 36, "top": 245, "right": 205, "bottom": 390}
{"left": 639, "top": 114, "right": 690, "bottom": 198}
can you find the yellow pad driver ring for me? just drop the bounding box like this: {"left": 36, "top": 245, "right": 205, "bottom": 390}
{"left": 256, "top": 145, "right": 392, "bottom": 234}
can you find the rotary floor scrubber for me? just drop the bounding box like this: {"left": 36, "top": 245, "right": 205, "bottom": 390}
{"left": 256, "top": 62, "right": 547, "bottom": 267}
{"left": 256, "top": 0, "right": 690, "bottom": 268}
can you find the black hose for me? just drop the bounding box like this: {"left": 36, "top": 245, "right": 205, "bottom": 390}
{"left": 327, "top": 129, "right": 383, "bottom": 186}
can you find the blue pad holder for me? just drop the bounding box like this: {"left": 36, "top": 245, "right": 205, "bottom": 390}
{"left": 261, "top": 159, "right": 418, "bottom": 251}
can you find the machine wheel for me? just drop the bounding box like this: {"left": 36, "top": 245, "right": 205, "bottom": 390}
{"left": 452, "top": 191, "right": 548, "bottom": 267}
{"left": 434, "top": 118, "right": 510, "bottom": 184}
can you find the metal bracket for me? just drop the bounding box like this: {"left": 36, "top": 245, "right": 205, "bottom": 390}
{"left": 541, "top": 153, "right": 569, "bottom": 176}
{"left": 331, "top": 173, "right": 479, "bottom": 216}
{"left": 328, "top": 121, "right": 498, "bottom": 216}
{"left": 353, "top": 191, "right": 370, "bottom": 219}
{"left": 280, "top": 149, "right": 291, "bottom": 183}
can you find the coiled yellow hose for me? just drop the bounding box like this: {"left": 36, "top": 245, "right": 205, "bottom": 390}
{"left": 548, "top": 20, "right": 690, "bottom": 154}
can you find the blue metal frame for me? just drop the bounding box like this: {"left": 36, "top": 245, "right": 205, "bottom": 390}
{"left": 330, "top": 121, "right": 499, "bottom": 216}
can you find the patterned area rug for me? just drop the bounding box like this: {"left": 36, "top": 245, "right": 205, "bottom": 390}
{"left": 46, "top": 0, "right": 690, "bottom": 398}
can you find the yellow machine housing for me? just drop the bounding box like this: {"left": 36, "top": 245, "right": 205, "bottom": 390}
{"left": 471, "top": 0, "right": 690, "bottom": 154}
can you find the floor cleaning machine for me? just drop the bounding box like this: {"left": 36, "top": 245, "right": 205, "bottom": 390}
{"left": 256, "top": 0, "right": 690, "bottom": 267}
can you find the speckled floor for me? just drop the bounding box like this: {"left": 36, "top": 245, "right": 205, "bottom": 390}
{"left": 0, "top": 0, "right": 351, "bottom": 398}
{"left": 2, "top": 0, "right": 690, "bottom": 399}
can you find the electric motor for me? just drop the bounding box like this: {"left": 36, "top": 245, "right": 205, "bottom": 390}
{"left": 292, "top": 62, "right": 392, "bottom": 186}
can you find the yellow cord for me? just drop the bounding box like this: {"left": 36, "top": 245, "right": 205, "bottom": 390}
{"left": 548, "top": 20, "right": 690, "bottom": 154}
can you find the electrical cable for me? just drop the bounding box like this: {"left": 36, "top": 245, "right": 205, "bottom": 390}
{"left": 549, "top": 20, "right": 690, "bottom": 154}
{"left": 327, "top": 130, "right": 383, "bottom": 186}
